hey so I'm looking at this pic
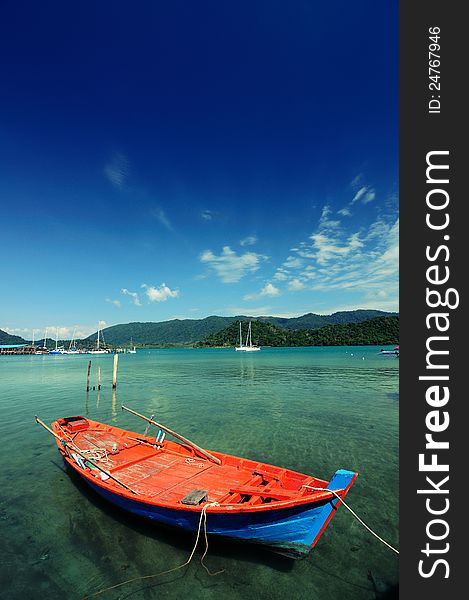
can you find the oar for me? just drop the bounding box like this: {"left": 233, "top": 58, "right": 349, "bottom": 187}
{"left": 34, "top": 416, "right": 139, "bottom": 495}
{"left": 121, "top": 405, "right": 222, "bottom": 465}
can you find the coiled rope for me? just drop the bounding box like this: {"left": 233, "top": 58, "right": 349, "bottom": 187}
{"left": 82, "top": 502, "right": 224, "bottom": 600}
{"left": 302, "top": 486, "right": 399, "bottom": 555}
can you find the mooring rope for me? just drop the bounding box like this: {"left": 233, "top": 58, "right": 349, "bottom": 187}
{"left": 302, "top": 486, "right": 399, "bottom": 555}
{"left": 82, "top": 502, "right": 223, "bottom": 600}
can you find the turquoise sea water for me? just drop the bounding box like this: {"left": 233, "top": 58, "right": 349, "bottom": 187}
{"left": 0, "top": 347, "right": 398, "bottom": 599}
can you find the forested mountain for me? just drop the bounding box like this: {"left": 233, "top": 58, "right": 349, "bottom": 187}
{"left": 84, "top": 310, "right": 397, "bottom": 346}
{"left": 85, "top": 316, "right": 239, "bottom": 346}
{"left": 2, "top": 310, "right": 398, "bottom": 348}
{"left": 0, "top": 329, "right": 26, "bottom": 344}
{"left": 262, "top": 309, "right": 396, "bottom": 330}
{"left": 197, "top": 316, "right": 399, "bottom": 348}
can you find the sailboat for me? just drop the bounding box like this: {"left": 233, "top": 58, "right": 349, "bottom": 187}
{"left": 35, "top": 327, "right": 49, "bottom": 354}
{"left": 244, "top": 321, "right": 260, "bottom": 352}
{"left": 127, "top": 338, "right": 137, "bottom": 354}
{"left": 89, "top": 323, "right": 109, "bottom": 354}
{"left": 64, "top": 328, "right": 80, "bottom": 354}
{"left": 235, "top": 321, "right": 260, "bottom": 352}
{"left": 49, "top": 328, "right": 66, "bottom": 355}
{"left": 235, "top": 321, "right": 245, "bottom": 351}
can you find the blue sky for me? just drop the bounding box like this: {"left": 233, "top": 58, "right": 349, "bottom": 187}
{"left": 1, "top": 1, "right": 398, "bottom": 339}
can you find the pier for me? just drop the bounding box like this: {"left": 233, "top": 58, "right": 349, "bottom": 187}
{"left": 0, "top": 344, "right": 37, "bottom": 355}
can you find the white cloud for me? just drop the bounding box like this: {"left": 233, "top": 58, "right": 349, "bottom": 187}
{"left": 269, "top": 204, "right": 398, "bottom": 306}
{"left": 338, "top": 207, "right": 352, "bottom": 217}
{"left": 106, "top": 298, "right": 121, "bottom": 307}
{"left": 201, "top": 210, "right": 214, "bottom": 221}
{"left": 351, "top": 186, "right": 367, "bottom": 204}
{"left": 351, "top": 185, "right": 376, "bottom": 205}
{"left": 2, "top": 324, "right": 114, "bottom": 340}
{"left": 104, "top": 151, "right": 129, "bottom": 189}
{"left": 283, "top": 256, "right": 303, "bottom": 269}
{"left": 288, "top": 279, "right": 305, "bottom": 291}
{"left": 200, "top": 246, "right": 268, "bottom": 283}
{"left": 153, "top": 208, "right": 173, "bottom": 231}
{"left": 121, "top": 288, "right": 142, "bottom": 306}
{"left": 319, "top": 205, "right": 341, "bottom": 229}
{"left": 240, "top": 235, "right": 258, "bottom": 246}
{"left": 363, "top": 190, "right": 376, "bottom": 204}
{"left": 261, "top": 283, "right": 280, "bottom": 297}
{"left": 244, "top": 282, "right": 280, "bottom": 301}
{"left": 273, "top": 270, "right": 288, "bottom": 281}
{"left": 351, "top": 173, "right": 364, "bottom": 189}
{"left": 225, "top": 306, "right": 271, "bottom": 317}
{"left": 142, "top": 283, "right": 179, "bottom": 302}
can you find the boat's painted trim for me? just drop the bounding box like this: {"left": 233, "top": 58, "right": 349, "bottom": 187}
{"left": 68, "top": 461, "right": 356, "bottom": 557}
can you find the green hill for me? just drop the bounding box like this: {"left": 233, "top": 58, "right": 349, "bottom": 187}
{"left": 261, "top": 309, "right": 394, "bottom": 330}
{"left": 0, "top": 329, "right": 26, "bottom": 345}
{"left": 1, "top": 310, "right": 398, "bottom": 349}
{"left": 84, "top": 316, "right": 240, "bottom": 346}
{"left": 197, "top": 316, "right": 399, "bottom": 347}
{"left": 86, "top": 310, "right": 397, "bottom": 346}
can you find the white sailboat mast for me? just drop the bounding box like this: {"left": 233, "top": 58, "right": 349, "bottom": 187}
{"left": 69, "top": 327, "right": 76, "bottom": 350}
{"left": 246, "top": 321, "right": 252, "bottom": 348}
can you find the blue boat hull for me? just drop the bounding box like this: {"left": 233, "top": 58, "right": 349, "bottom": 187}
{"left": 77, "top": 468, "right": 356, "bottom": 557}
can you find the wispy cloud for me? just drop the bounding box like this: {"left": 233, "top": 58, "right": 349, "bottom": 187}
{"left": 1, "top": 325, "right": 101, "bottom": 340}
{"left": 201, "top": 210, "right": 215, "bottom": 221}
{"left": 152, "top": 208, "right": 173, "bottom": 231}
{"left": 200, "top": 246, "right": 268, "bottom": 283}
{"left": 272, "top": 203, "right": 399, "bottom": 308}
{"left": 350, "top": 173, "right": 364, "bottom": 189}
{"left": 142, "top": 283, "right": 179, "bottom": 302}
{"left": 288, "top": 278, "right": 305, "bottom": 291}
{"left": 104, "top": 151, "right": 129, "bottom": 190}
{"left": 106, "top": 298, "right": 121, "bottom": 307}
{"left": 225, "top": 306, "right": 271, "bottom": 317}
{"left": 337, "top": 207, "right": 352, "bottom": 217}
{"left": 121, "top": 288, "right": 142, "bottom": 306}
{"left": 240, "top": 235, "right": 258, "bottom": 247}
{"left": 244, "top": 282, "right": 280, "bottom": 301}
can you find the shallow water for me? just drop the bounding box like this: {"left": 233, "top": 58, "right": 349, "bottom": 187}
{"left": 0, "top": 347, "right": 398, "bottom": 599}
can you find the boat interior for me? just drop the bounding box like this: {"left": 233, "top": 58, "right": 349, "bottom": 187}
{"left": 55, "top": 416, "right": 332, "bottom": 507}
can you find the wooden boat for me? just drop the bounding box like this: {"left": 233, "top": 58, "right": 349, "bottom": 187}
{"left": 37, "top": 407, "right": 357, "bottom": 558}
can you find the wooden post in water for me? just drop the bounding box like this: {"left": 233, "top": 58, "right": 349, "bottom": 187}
{"left": 97, "top": 366, "right": 101, "bottom": 390}
{"left": 112, "top": 353, "right": 118, "bottom": 389}
{"left": 86, "top": 360, "right": 92, "bottom": 391}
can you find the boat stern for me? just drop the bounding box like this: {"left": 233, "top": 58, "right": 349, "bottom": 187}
{"left": 309, "top": 468, "right": 358, "bottom": 549}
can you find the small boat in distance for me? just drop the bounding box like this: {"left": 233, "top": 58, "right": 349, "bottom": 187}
{"left": 89, "top": 323, "right": 110, "bottom": 354}
{"left": 235, "top": 321, "right": 261, "bottom": 352}
{"left": 379, "top": 346, "right": 399, "bottom": 357}
{"left": 244, "top": 321, "right": 260, "bottom": 352}
{"left": 127, "top": 338, "right": 137, "bottom": 354}
{"left": 49, "top": 328, "right": 66, "bottom": 355}
{"left": 36, "top": 407, "right": 357, "bottom": 558}
{"left": 64, "top": 327, "right": 80, "bottom": 354}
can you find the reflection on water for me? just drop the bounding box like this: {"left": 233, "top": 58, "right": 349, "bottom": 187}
{"left": 0, "top": 346, "right": 398, "bottom": 599}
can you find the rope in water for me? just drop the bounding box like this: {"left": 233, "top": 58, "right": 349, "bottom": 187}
{"left": 82, "top": 502, "right": 224, "bottom": 600}
{"left": 302, "top": 486, "right": 399, "bottom": 555}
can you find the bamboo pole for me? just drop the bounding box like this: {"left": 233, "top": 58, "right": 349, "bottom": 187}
{"left": 112, "top": 353, "right": 118, "bottom": 389}
{"left": 34, "top": 416, "right": 138, "bottom": 494}
{"left": 121, "top": 405, "right": 221, "bottom": 465}
{"left": 86, "top": 360, "right": 91, "bottom": 391}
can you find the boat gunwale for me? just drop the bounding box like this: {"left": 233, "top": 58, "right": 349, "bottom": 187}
{"left": 52, "top": 417, "right": 352, "bottom": 515}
